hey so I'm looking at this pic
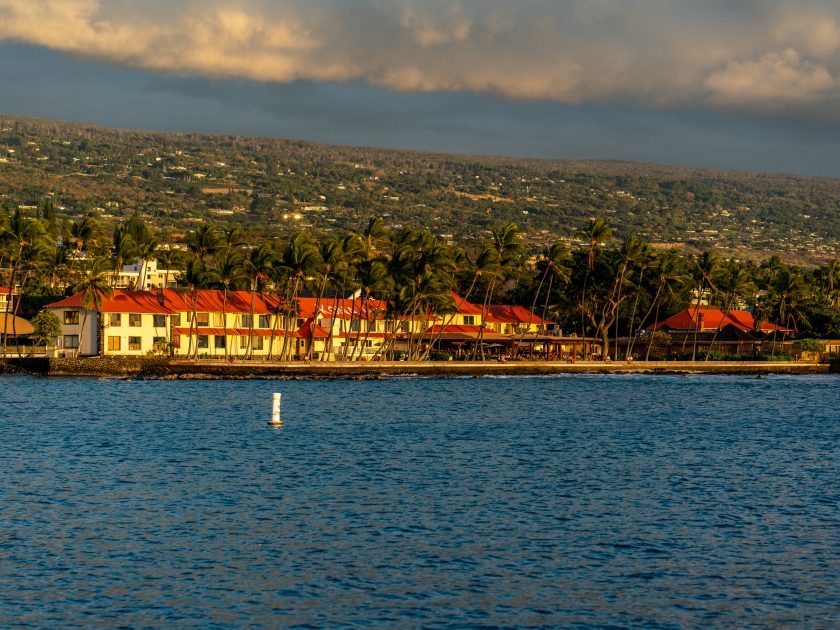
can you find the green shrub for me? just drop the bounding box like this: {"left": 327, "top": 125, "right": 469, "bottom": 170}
{"left": 800, "top": 338, "right": 825, "bottom": 352}
{"left": 427, "top": 351, "right": 452, "bottom": 361}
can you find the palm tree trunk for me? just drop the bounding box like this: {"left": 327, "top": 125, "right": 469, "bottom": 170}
{"left": 76, "top": 309, "right": 89, "bottom": 359}
{"left": 3, "top": 260, "right": 18, "bottom": 358}
{"left": 645, "top": 299, "right": 662, "bottom": 361}
{"left": 683, "top": 281, "right": 704, "bottom": 355}
{"left": 580, "top": 269, "right": 590, "bottom": 360}
{"left": 248, "top": 287, "right": 256, "bottom": 359}
{"left": 625, "top": 267, "right": 647, "bottom": 358}
{"left": 222, "top": 290, "right": 229, "bottom": 360}
{"left": 308, "top": 274, "right": 329, "bottom": 360}
{"left": 475, "top": 277, "right": 496, "bottom": 361}
{"left": 705, "top": 293, "right": 736, "bottom": 361}
{"left": 514, "top": 268, "right": 547, "bottom": 357}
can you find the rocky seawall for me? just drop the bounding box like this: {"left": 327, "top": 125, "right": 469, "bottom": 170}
{"left": 0, "top": 357, "right": 834, "bottom": 378}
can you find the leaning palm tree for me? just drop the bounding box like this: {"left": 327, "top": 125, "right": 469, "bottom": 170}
{"left": 309, "top": 238, "right": 344, "bottom": 360}
{"left": 72, "top": 257, "right": 114, "bottom": 358}
{"left": 213, "top": 249, "right": 246, "bottom": 360}
{"left": 136, "top": 237, "right": 160, "bottom": 289}
{"left": 513, "top": 241, "right": 572, "bottom": 357}
{"left": 624, "top": 242, "right": 655, "bottom": 358}
{"left": 689, "top": 250, "right": 722, "bottom": 360}
{"left": 611, "top": 234, "right": 645, "bottom": 360}
{"left": 351, "top": 259, "right": 393, "bottom": 360}
{"left": 474, "top": 222, "right": 523, "bottom": 360}
{"left": 705, "top": 262, "right": 757, "bottom": 360}
{"left": 642, "top": 250, "right": 689, "bottom": 361}
{"left": 275, "top": 233, "right": 320, "bottom": 360}
{"left": 242, "top": 244, "right": 276, "bottom": 359}
{"left": 578, "top": 218, "right": 612, "bottom": 359}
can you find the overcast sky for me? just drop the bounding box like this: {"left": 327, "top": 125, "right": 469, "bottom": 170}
{"left": 1, "top": 1, "right": 840, "bottom": 176}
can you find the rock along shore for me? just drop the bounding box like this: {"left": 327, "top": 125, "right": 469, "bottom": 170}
{"left": 0, "top": 357, "right": 835, "bottom": 379}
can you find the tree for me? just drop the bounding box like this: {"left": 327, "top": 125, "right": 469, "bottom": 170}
{"left": 578, "top": 218, "right": 612, "bottom": 359}
{"left": 705, "top": 262, "right": 757, "bottom": 360}
{"left": 213, "top": 249, "right": 246, "bottom": 360}
{"left": 110, "top": 225, "right": 137, "bottom": 287}
{"left": 513, "top": 241, "right": 572, "bottom": 357}
{"left": 189, "top": 222, "right": 222, "bottom": 262}
{"left": 30, "top": 311, "right": 62, "bottom": 353}
{"left": 688, "top": 250, "right": 722, "bottom": 361}
{"left": 136, "top": 237, "right": 160, "bottom": 289}
{"left": 242, "top": 244, "right": 276, "bottom": 359}
{"left": 177, "top": 259, "right": 218, "bottom": 360}
{"left": 72, "top": 257, "right": 114, "bottom": 358}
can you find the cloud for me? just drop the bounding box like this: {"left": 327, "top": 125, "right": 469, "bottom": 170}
{"left": 2, "top": 0, "right": 840, "bottom": 118}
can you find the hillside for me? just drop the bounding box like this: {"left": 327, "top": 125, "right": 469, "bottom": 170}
{"left": 1, "top": 114, "right": 839, "bottom": 262}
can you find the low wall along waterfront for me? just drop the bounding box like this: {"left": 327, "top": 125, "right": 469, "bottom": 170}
{"left": 0, "top": 357, "right": 835, "bottom": 378}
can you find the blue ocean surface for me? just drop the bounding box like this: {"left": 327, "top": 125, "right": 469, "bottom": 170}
{"left": 1, "top": 373, "right": 839, "bottom": 628}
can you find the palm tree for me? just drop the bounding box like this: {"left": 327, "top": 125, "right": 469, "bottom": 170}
{"left": 72, "top": 257, "right": 114, "bottom": 358}
{"left": 611, "top": 234, "right": 644, "bottom": 360}
{"left": 155, "top": 248, "right": 184, "bottom": 290}
{"left": 66, "top": 215, "right": 107, "bottom": 289}
{"left": 309, "top": 238, "right": 344, "bottom": 360}
{"left": 769, "top": 268, "right": 811, "bottom": 355}
{"left": 513, "top": 241, "right": 572, "bottom": 357}
{"left": 689, "top": 250, "right": 722, "bottom": 360}
{"left": 624, "top": 242, "right": 655, "bottom": 359}
{"left": 351, "top": 259, "right": 393, "bottom": 360}
{"left": 242, "top": 244, "right": 276, "bottom": 359}
{"left": 474, "top": 222, "right": 523, "bottom": 360}
{"left": 578, "top": 218, "right": 612, "bottom": 359}
{"left": 109, "top": 225, "right": 137, "bottom": 287}
{"left": 213, "top": 249, "right": 246, "bottom": 360}
{"left": 177, "top": 259, "right": 217, "bottom": 360}
{"left": 189, "top": 223, "right": 221, "bottom": 262}
{"left": 136, "top": 237, "right": 160, "bottom": 289}
{"left": 705, "top": 262, "right": 757, "bottom": 360}
{"left": 642, "top": 250, "right": 689, "bottom": 361}
{"left": 1, "top": 210, "right": 45, "bottom": 357}
{"left": 275, "top": 234, "right": 320, "bottom": 360}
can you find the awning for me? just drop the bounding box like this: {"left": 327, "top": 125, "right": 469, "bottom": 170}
{"left": 1, "top": 314, "right": 34, "bottom": 336}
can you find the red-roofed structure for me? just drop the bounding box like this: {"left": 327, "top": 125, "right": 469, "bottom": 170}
{"left": 650, "top": 308, "right": 787, "bottom": 333}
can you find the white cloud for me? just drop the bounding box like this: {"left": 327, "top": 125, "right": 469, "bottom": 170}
{"left": 1, "top": 0, "right": 840, "bottom": 116}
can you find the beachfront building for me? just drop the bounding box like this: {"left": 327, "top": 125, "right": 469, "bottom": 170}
{"left": 632, "top": 307, "right": 791, "bottom": 358}
{"left": 45, "top": 291, "right": 174, "bottom": 357}
{"left": 43, "top": 288, "right": 600, "bottom": 360}
{"left": 0, "top": 287, "right": 10, "bottom": 313}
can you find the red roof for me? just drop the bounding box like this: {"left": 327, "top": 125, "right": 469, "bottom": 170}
{"left": 46, "top": 290, "right": 173, "bottom": 314}
{"left": 487, "top": 304, "right": 551, "bottom": 325}
{"left": 651, "top": 308, "right": 787, "bottom": 333}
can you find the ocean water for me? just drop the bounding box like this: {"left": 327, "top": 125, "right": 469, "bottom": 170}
{"left": 1, "top": 373, "right": 839, "bottom": 628}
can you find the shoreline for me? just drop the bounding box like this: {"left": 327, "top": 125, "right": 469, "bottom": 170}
{"left": 0, "top": 357, "right": 834, "bottom": 378}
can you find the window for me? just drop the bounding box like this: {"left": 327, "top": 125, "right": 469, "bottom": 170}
{"left": 240, "top": 335, "right": 248, "bottom": 349}
{"left": 196, "top": 312, "right": 209, "bottom": 327}
{"left": 109, "top": 313, "right": 121, "bottom": 327}
{"left": 172, "top": 334, "right": 181, "bottom": 348}
{"left": 213, "top": 313, "right": 224, "bottom": 327}
{"left": 385, "top": 321, "right": 394, "bottom": 333}
{"left": 400, "top": 321, "right": 410, "bottom": 333}
{"left": 197, "top": 335, "right": 209, "bottom": 349}
{"left": 128, "top": 337, "right": 142, "bottom": 351}
{"left": 252, "top": 336, "right": 264, "bottom": 350}
{"left": 296, "top": 318, "right": 305, "bottom": 328}
{"left": 258, "top": 315, "right": 271, "bottom": 328}
{"left": 153, "top": 336, "right": 166, "bottom": 346}
{"left": 172, "top": 314, "right": 181, "bottom": 327}
{"left": 241, "top": 314, "right": 253, "bottom": 328}
{"left": 107, "top": 336, "right": 121, "bottom": 351}
{"left": 64, "top": 334, "right": 79, "bottom": 349}
{"left": 64, "top": 311, "right": 79, "bottom": 325}
{"left": 153, "top": 314, "right": 166, "bottom": 327}
{"left": 463, "top": 315, "right": 475, "bottom": 326}
{"left": 350, "top": 320, "right": 361, "bottom": 332}
{"left": 129, "top": 313, "right": 142, "bottom": 327}
{"left": 215, "top": 335, "right": 226, "bottom": 349}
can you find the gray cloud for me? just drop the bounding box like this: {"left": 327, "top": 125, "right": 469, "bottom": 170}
{"left": 2, "top": 0, "right": 840, "bottom": 119}
{"left": 3, "top": 43, "right": 840, "bottom": 177}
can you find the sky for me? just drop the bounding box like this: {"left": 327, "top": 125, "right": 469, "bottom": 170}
{"left": 1, "top": 0, "right": 840, "bottom": 177}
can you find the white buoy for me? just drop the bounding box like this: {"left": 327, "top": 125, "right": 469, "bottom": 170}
{"left": 268, "top": 392, "right": 283, "bottom": 425}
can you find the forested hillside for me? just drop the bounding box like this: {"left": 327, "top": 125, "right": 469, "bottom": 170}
{"left": 2, "top": 114, "right": 840, "bottom": 263}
